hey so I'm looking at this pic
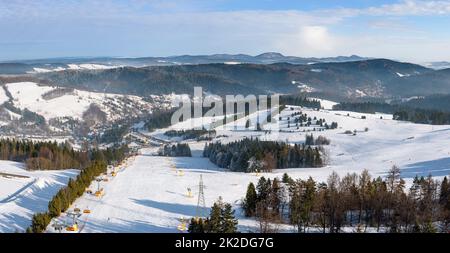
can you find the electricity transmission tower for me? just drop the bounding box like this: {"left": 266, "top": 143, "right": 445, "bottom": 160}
{"left": 195, "top": 174, "right": 207, "bottom": 218}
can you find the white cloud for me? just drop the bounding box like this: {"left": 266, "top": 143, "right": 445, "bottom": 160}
{"left": 300, "top": 26, "right": 334, "bottom": 51}
{"left": 272, "top": 26, "right": 336, "bottom": 57}
{"left": 365, "top": 0, "right": 450, "bottom": 16}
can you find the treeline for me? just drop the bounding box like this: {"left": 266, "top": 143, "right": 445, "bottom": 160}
{"left": 203, "top": 138, "right": 323, "bottom": 172}
{"left": 243, "top": 167, "right": 450, "bottom": 233}
{"left": 41, "top": 87, "right": 74, "bottom": 100}
{"left": 0, "top": 139, "right": 88, "bottom": 170}
{"left": 29, "top": 145, "right": 129, "bottom": 233}
{"left": 333, "top": 102, "right": 395, "bottom": 114}
{"left": 164, "top": 129, "right": 216, "bottom": 140}
{"left": 401, "top": 94, "right": 450, "bottom": 112}
{"left": 393, "top": 109, "right": 450, "bottom": 125}
{"left": 333, "top": 102, "right": 450, "bottom": 125}
{"left": 305, "top": 134, "right": 331, "bottom": 146}
{"left": 145, "top": 109, "right": 177, "bottom": 132}
{"left": 188, "top": 197, "right": 238, "bottom": 233}
{"left": 280, "top": 95, "right": 321, "bottom": 109}
{"left": 157, "top": 143, "right": 192, "bottom": 157}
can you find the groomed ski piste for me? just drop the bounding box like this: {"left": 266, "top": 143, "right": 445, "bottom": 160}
{"left": 0, "top": 161, "right": 78, "bottom": 232}
{"left": 46, "top": 101, "right": 450, "bottom": 233}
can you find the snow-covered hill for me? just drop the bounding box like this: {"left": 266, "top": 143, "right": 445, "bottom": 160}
{"left": 5, "top": 82, "right": 152, "bottom": 121}
{"left": 0, "top": 81, "right": 178, "bottom": 138}
{"left": 46, "top": 104, "right": 450, "bottom": 233}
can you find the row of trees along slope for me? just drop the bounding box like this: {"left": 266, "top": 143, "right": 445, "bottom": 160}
{"left": 27, "top": 145, "right": 129, "bottom": 233}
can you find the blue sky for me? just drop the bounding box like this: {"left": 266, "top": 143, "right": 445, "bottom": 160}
{"left": 1, "top": 0, "right": 450, "bottom": 62}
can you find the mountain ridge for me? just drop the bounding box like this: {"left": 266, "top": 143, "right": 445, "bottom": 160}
{"left": 31, "top": 58, "right": 447, "bottom": 98}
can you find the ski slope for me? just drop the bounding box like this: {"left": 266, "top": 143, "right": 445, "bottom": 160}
{"left": 47, "top": 147, "right": 295, "bottom": 233}
{"left": 0, "top": 161, "right": 78, "bottom": 232}
{"left": 47, "top": 105, "right": 450, "bottom": 233}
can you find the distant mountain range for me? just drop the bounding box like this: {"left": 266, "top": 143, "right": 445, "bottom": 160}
{"left": 1, "top": 53, "right": 450, "bottom": 100}
{"left": 0, "top": 53, "right": 370, "bottom": 75}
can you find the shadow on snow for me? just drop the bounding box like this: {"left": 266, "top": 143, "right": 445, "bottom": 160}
{"left": 401, "top": 157, "right": 450, "bottom": 178}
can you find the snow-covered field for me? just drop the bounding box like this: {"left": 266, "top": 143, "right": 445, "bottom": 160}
{"left": 0, "top": 161, "right": 78, "bottom": 232}
{"left": 46, "top": 104, "right": 450, "bottom": 233}
{"left": 28, "top": 64, "right": 118, "bottom": 74}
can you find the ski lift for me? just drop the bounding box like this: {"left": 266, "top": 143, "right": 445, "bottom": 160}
{"left": 52, "top": 220, "right": 64, "bottom": 233}
{"left": 66, "top": 211, "right": 81, "bottom": 232}
{"left": 186, "top": 188, "right": 193, "bottom": 198}
{"left": 66, "top": 223, "right": 78, "bottom": 232}
{"left": 95, "top": 188, "right": 104, "bottom": 197}
{"left": 177, "top": 217, "right": 187, "bottom": 232}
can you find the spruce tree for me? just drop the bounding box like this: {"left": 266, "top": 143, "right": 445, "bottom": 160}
{"left": 48, "top": 195, "right": 62, "bottom": 217}
{"left": 270, "top": 178, "right": 281, "bottom": 214}
{"left": 256, "top": 177, "right": 268, "bottom": 201}
{"left": 243, "top": 182, "right": 257, "bottom": 217}
{"left": 221, "top": 203, "right": 238, "bottom": 233}
{"left": 208, "top": 199, "right": 224, "bottom": 233}
{"left": 440, "top": 177, "right": 449, "bottom": 206}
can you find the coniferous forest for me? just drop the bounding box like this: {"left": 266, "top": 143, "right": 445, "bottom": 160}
{"left": 280, "top": 95, "right": 322, "bottom": 109}
{"left": 145, "top": 108, "right": 177, "bottom": 132}
{"left": 0, "top": 139, "right": 88, "bottom": 170}
{"left": 242, "top": 167, "right": 450, "bottom": 233}
{"left": 158, "top": 143, "right": 192, "bottom": 157}
{"left": 203, "top": 138, "right": 323, "bottom": 172}
{"left": 164, "top": 129, "right": 216, "bottom": 140}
